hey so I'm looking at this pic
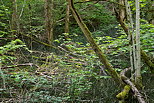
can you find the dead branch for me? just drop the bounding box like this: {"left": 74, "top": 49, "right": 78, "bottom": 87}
{"left": 20, "top": 33, "right": 84, "bottom": 58}
{"left": 120, "top": 67, "right": 146, "bottom": 103}
{"left": 35, "top": 71, "right": 53, "bottom": 79}
{"left": 1, "top": 63, "right": 38, "bottom": 69}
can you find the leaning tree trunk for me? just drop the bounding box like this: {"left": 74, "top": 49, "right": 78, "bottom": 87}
{"left": 67, "top": 0, "right": 122, "bottom": 85}
{"left": 68, "top": 0, "right": 147, "bottom": 102}
{"left": 44, "top": 0, "right": 54, "bottom": 45}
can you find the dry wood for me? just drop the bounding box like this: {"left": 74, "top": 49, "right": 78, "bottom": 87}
{"left": 120, "top": 68, "right": 146, "bottom": 103}
{"left": 1, "top": 63, "right": 37, "bottom": 69}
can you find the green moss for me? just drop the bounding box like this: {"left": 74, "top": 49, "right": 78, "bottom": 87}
{"left": 141, "top": 49, "right": 154, "bottom": 71}
{"left": 135, "top": 76, "right": 143, "bottom": 90}
{"left": 116, "top": 85, "right": 130, "bottom": 100}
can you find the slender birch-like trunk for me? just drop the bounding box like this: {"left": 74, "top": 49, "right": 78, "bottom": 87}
{"left": 135, "top": 0, "right": 141, "bottom": 85}
{"left": 115, "top": 0, "right": 154, "bottom": 71}
{"left": 19, "top": 0, "right": 26, "bottom": 19}
{"left": 124, "top": 0, "right": 135, "bottom": 80}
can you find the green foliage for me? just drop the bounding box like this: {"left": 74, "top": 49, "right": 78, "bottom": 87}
{"left": 0, "top": 39, "right": 27, "bottom": 64}
{"left": 0, "top": 4, "right": 27, "bottom": 65}
{"left": 140, "top": 20, "right": 154, "bottom": 54}
{"left": 0, "top": 4, "right": 11, "bottom": 44}
{"left": 1, "top": 33, "right": 119, "bottom": 102}
{"left": 1, "top": 0, "right": 154, "bottom": 102}
{"left": 2, "top": 71, "right": 68, "bottom": 102}
{"left": 19, "top": 0, "right": 45, "bottom": 37}
{"left": 68, "top": 2, "right": 117, "bottom": 42}
{"left": 0, "top": 39, "right": 26, "bottom": 54}
{"left": 128, "top": 0, "right": 153, "bottom": 23}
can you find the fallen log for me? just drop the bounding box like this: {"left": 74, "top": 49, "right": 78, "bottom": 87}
{"left": 119, "top": 67, "right": 146, "bottom": 103}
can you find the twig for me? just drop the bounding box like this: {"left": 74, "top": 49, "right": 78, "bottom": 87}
{"left": 1, "top": 63, "right": 38, "bottom": 69}
{"left": 35, "top": 71, "right": 53, "bottom": 79}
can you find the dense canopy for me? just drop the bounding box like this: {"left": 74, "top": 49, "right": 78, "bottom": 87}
{"left": 0, "top": 0, "right": 154, "bottom": 102}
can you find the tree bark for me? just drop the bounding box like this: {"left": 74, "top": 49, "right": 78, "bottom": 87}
{"left": 114, "top": 7, "right": 154, "bottom": 71}
{"left": 120, "top": 68, "right": 146, "bottom": 103}
{"left": 124, "top": 0, "right": 135, "bottom": 80}
{"left": 135, "top": 0, "right": 142, "bottom": 86}
{"left": 44, "top": 0, "right": 54, "bottom": 45}
{"left": 65, "top": 1, "right": 70, "bottom": 33}
{"left": 11, "top": 0, "right": 20, "bottom": 35}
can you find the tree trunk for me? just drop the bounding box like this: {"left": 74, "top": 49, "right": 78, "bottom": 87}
{"left": 146, "top": 0, "right": 154, "bottom": 24}
{"left": 65, "top": 1, "right": 70, "bottom": 33}
{"left": 135, "top": 0, "right": 142, "bottom": 87}
{"left": 67, "top": 0, "right": 122, "bottom": 85}
{"left": 11, "top": 0, "right": 20, "bottom": 35}
{"left": 119, "top": 0, "right": 125, "bottom": 21}
{"left": 114, "top": 4, "right": 154, "bottom": 71}
{"left": 124, "top": 0, "right": 135, "bottom": 80}
{"left": 44, "top": 0, "right": 54, "bottom": 45}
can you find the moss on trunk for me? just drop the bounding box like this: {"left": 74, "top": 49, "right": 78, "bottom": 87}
{"left": 68, "top": 0, "right": 123, "bottom": 85}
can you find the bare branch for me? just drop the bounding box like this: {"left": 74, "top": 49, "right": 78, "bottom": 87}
{"left": 120, "top": 68, "right": 146, "bottom": 103}
{"left": 1, "top": 63, "right": 38, "bottom": 69}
